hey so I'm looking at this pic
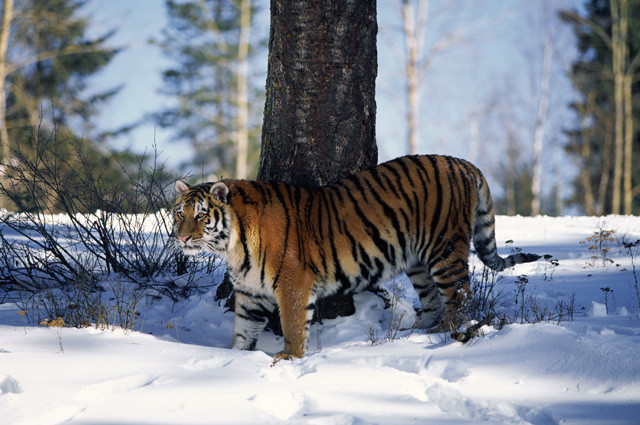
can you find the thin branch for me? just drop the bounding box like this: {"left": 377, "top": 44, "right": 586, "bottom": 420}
{"left": 561, "top": 10, "right": 612, "bottom": 50}
{"left": 197, "top": 0, "right": 229, "bottom": 55}
{"left": 6, "top": 43, "right": 120, "bottom": 75}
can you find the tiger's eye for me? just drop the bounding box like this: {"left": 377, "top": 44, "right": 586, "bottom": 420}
{"left": 196, "top": 212, "right": 206, "bottom": 220}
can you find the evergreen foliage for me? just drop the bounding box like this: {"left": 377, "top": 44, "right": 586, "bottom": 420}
{"left": 4, "top": 0, "right": 120, "bottom": 142}
{"left": 0, "top": 0, "right": 141, "bottom": 213}
{"left": 153, "top": 0, "right": 264, "bottom": 180}
{"left": 560, "top": 0, "right": 640, "bottom": 214}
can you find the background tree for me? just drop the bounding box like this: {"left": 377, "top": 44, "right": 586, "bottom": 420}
{"left": 154, "top": 0, "right": 264, "bottom": 180}
{"left": 384, "top": 0, "right": 484, "bottom": 156}
{"left": 0, "top": 0, "right": 130, "bottom": 211}
{"left": 561, "top": 0, "right": 640, "bottom": 215}
{"left": 468, "top": 1, "right": 574, "bottom": 217}
{"left": 530, "top": 10, "right": 554, "bottom": 216}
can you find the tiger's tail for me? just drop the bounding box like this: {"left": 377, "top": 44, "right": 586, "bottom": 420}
{"left": 471, "top": 173, "right": 540, "bottom": 272}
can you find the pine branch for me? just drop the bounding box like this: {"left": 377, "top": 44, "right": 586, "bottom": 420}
{"left": 559, "top": 10, "right": 612, "bottom": 50}
{"left": 7, "top": 43, "right": 120, "bottom": 75}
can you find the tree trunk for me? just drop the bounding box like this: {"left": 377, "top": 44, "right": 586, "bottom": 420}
{"left": 235, "top": 0, "right": 251, "bottom": 179}
{"left": 258, "top": 0, "right": 378, "bottom": 328}
{"left": 610, "top": 0, "right": 624, "bottom": 215}
{"left": 0, "top": 0, "right": 13, "bottom": 209}
{"left": 402, "top": 0, "right": 426, "bottom": 155}
{"left": 623, "top": 71, "right": 633, "bottom": 214}
{"left": 531, "top": 32, "right": 552, "bottom": 216}
{"left": 597, "top": 124, "right": 613, "bottom": 216}
{"left": 258, "top": 0, "right": 378, "bottom": 188}
{"left": 505, "top": 127, "right": 517, "bottom": 216}
{"left": 578, "top": 92, "right": 596, "bottom": 216}
{"left": 619, "top": 0, "right": 632, "bottom": 214}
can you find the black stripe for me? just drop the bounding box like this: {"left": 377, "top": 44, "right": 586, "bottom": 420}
{"left": 431, "top": 259, "right": 467, "bottom": 278}
{"left": 371, "top": 165, "right": 390, "bottom": 192}
{"left": 236, "top": 215, "right": 252, "bottom": 274}
{"left": 346, "top": 174, "right": 369, "bottom": 202}
{"left": 425, "top": 156, "right": 444, "bottom": 258}
{"left": 234, "top": 185, "right": 257, "bottom": 206}
{"left": 343, "top": 188, "right": 394, "bottom": 264}
{"left": 315, "top": 191, "right": 334, "bottom": 276}
{"left": 378, "top": 163, "right": 414, "bottom": 232}
{"left": 369, "top": 258, "right": 385, "bottom": 287}
{"left": 363, "top": 174, "right": 404, "bottom": 263}
{"left": 260, "top": 246, "right": 268, "bottom": 287}
{"left": 406, "top": 267, "right": 428, "bottom": 278}
{"left": 270, "top": 182, "right": 291, "bottom": 290}
{"left": 406, "top": 155, "right": 433, "bottom": 185}
{"left": 435, "top": 280, "right": 458, "bottom": 290}
{"left": 406, "top": 157, "right": 431, "bottom": 255}
{"left": 250, "top": 181, "right": 269, "bottom": 204}
{"left": 359, "top": 263, "right": 371, "bottom": 280}
{"left": 324, "top": 189, "right": 346, "bottom": 287}
{"left": 392, "top": 159, "right": 418, "bottom": 209}
{"left": 358, "top": 243, "right": 372, "bottom": 269}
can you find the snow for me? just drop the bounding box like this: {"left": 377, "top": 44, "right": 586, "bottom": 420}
{"left": 2, "top": 215, "right": 640, "bottom": 424}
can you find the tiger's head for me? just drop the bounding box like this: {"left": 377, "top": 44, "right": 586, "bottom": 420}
{"left": 173, "top": 180, "right": 231, "bottom": 255}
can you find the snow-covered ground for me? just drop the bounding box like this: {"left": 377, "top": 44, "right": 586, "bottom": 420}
{"left": 1, "top": 215, "right": 640, "bottom": 425}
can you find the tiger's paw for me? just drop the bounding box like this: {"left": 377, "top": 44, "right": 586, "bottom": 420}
{"left": 451, "top": 314, "right": 495, "bottom": 343}
{"left": 270, "top": 350, "right": 302, "bottom": 367}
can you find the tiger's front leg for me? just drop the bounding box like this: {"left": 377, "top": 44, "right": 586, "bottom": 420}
{"left": 274, "top": 276, "right": 317, "bottom": 359}
{"left": 231, "top": 288, "right": 277, "bottom": 351}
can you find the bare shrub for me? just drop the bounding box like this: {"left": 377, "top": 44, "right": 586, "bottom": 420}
{"left": 0, "top": 130, "right": 221, "bottom": 327}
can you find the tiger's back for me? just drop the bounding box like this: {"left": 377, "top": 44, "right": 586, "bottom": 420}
{"left": 174, "top": 154, "right": 539, "bottom": 358}
{"left": 309, "top": 155, "right": 482, "bottom": 293}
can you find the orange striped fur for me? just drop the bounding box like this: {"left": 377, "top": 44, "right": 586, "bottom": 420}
{"left": 174, "top": 155, "right": 539, "bottom": 358}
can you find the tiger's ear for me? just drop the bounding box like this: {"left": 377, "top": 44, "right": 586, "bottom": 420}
{"left": 175, "top": 180, "right": 190, "bottom": 195}
{"left": 210, "top": 181, "right": 229, "bottom": 203}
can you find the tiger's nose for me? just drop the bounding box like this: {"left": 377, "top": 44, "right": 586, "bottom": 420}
{"left": 178, "top": 235, "right": 191, "bottom": 243}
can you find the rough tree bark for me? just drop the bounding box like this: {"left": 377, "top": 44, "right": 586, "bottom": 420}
{"left": 258, "top": 0, "right": 378, "bottom": 188}
{"left": 257, "top": 0, "right": 378, "bottom": 328}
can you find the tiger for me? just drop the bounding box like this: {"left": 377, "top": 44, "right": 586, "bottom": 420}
{"left": 173, "top": 154, "right": 540, "bottom": 358}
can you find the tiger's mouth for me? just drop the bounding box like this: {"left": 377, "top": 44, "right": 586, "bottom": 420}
{"left": 176, "top": 236, "right": 225, "bottom": 255}
{"left": 176, "top": 237, "right": 204, "bottom": 255}
{"left": 178, "top": 245, "right": 203, "bottom": 256}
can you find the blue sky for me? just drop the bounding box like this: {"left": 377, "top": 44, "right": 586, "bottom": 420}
{"left": 83, "top": 1, "right": 175, "bottom": 160}
{"left": 84, "top": 0, "right": 583, "bottom": 199}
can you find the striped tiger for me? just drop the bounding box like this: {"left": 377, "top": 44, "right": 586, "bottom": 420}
{"left": 173, "top": 154, "right": 539, "bottom": 358}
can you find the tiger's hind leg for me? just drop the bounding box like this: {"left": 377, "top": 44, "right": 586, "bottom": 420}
{"left": 427, "top": 252, "right": 472, "bottom": 333}
{"left": 407, "top": 265, "right": 446, "bottom": 329}
{"left": 232, "top": 289, "right": 277, "bottom": 351}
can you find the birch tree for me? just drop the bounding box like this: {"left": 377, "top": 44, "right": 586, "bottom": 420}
{"left": 610, "top": 0, "right": 625, "bottom": 214}
{"left": 0, "top": 0, "right": 12, "bottom": 170}
{"left": 234, "top": 0, "right": 251, "bottom": 179}
{"left": 391, "top": 0, "right": 482, "bottom": 155}
{"left": 531, "top": 21, "right": 554, "bottom": 216}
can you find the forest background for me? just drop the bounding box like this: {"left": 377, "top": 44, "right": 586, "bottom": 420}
{"left": 0, "top": 0, "right": 638, "bottom": 217}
